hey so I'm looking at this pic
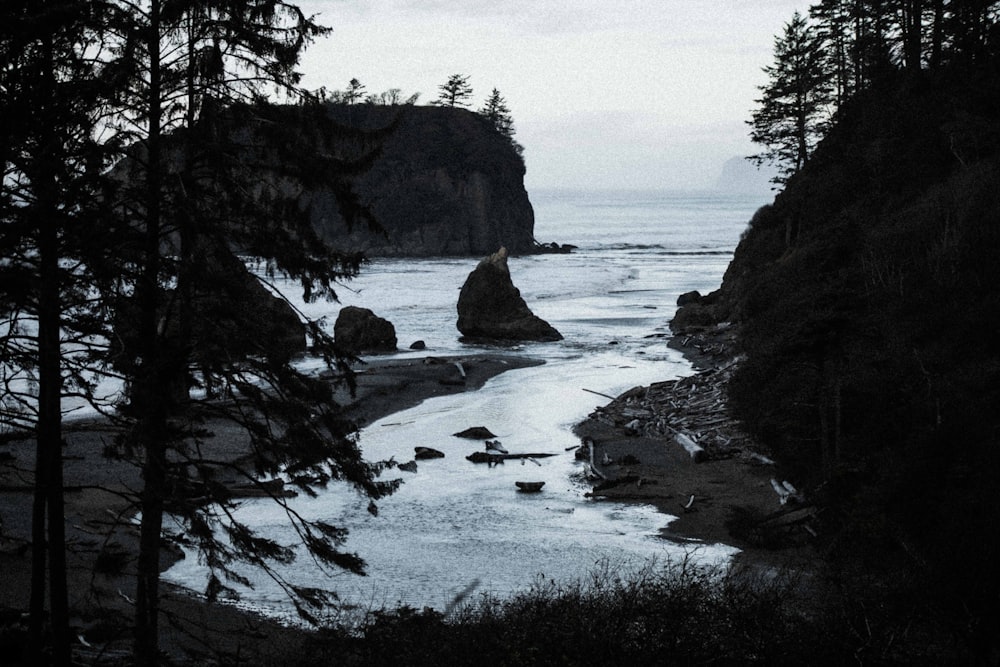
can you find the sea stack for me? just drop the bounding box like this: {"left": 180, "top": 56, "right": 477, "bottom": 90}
{"left": 456, "top": 247, "right": 562, "bottom": 342}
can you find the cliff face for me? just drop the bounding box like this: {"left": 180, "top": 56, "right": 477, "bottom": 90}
{"left": 710, "top": 67, "right": 1000, "bottom": 481}
{"left": 304, "top": 105, "right": 536, "bottom": 256}
{"left": 675, "top": 63, "right": 1000, "bottom": 627}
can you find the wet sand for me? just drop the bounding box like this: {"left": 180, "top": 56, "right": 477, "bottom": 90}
{"left": 0, "top": 345, "right": 812, "bottom": 664}
{"left": 0, "top": 354, "right": 541, "bottom": 664}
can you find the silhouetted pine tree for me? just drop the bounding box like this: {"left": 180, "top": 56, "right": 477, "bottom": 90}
{"left": 749, "top": 12, "right": 835, "bottom": 183}
{"left": 0, "top": 2, "right": 124, "bottom": 663}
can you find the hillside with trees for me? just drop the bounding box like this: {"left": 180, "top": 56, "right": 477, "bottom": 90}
{"left": 677, "top": 0, "right": 1000, "bottom": 656}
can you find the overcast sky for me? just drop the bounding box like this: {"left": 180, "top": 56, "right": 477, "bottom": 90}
{"left": 295, "top": 1, "right": 805, "bottom": 191}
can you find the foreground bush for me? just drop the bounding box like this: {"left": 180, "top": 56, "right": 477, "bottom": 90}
{"left": 293, "top": 556, "right": 969, "bottom": 666}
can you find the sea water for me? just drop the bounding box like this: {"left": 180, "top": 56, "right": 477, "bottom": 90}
{"left": 163, "top": 188, "right": 769, "bottom": 618}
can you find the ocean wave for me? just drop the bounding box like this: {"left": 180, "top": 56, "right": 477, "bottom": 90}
{"left": 593, "top": 243, "right": 733, "bottom": 256}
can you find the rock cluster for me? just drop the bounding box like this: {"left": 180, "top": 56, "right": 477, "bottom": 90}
{"left": 456, "top": 247, "right": 562, "bottom": 342}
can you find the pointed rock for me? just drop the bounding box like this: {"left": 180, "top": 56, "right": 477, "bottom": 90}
{"left": 456, "top": 247, "right": 562, "bottom": 342}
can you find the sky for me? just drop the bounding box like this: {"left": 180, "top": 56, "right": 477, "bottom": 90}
{"left": 295, "top": 1, "right": 805, "bottom": 191}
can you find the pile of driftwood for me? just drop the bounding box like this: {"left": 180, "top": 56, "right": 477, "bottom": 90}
{"left": 585, "top": 360, "right": 773, "bottom": 466}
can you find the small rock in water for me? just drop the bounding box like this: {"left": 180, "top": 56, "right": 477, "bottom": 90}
{"left": 414, "top": 447, "right": 445, "bottom": 460}
{"left": 485, "top": 439, "right": 508, "bottom": 454}
{"left": 409, "top": 340, "right": 427, "bottom": 350}
{"left": 453, "top": 426, "right": 497, "bottom": 439}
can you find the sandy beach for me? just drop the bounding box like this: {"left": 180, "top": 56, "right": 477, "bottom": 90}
{"left": 1, "top": 347, "right": 803, "bottom": 664}
{"left": 0, "top": 354, "right": 540, "bottom": 663}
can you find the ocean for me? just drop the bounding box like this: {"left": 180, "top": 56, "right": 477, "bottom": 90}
{"left": 164, "top": 188, "right": 769, "bottom": 619}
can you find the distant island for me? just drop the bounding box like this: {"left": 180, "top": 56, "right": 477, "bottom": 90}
{"left": 713, "top": 156, "right": 776, "bottom": 195}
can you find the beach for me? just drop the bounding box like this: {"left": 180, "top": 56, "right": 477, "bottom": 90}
{"left": 1, "top": 345, "right": 799, "bottom": 664}
{"left": 0, "top": 355, "right": 540, "bottom": 663}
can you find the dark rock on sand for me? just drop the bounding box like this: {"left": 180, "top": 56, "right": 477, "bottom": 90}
{"left": 334, "top": 306, "right": 397, "bottom": 353}
{"left": 409, "top": 340, "right": 427, "bottom": 350}
{"left": 670, "top": 289, "right": 721, "bottom": 333}
{"left": 456, "top": 247, "right": 562, "bottom": 342}
{"left": 112, "top": 240, "right": 304, "bottom": 403}
{"left": 676, "top": 290, "right": 702, "bottom": 307}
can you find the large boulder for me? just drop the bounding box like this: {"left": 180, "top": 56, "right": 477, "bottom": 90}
{"left": 334, "top": 306, "right": 397, "bottom": 353}
{"left": 456, "top": 248, "right": 562, "bottom": 342}
{"left": 670, "top": 289, "right": 721, "bottom": 334}
{"left": 113, "top": 245, "right": 305, "bottom": 367}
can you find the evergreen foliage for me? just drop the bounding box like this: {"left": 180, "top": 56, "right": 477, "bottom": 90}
{"left": 712, "top": 6, "right": 1000, "bottom": 658}
{"left": 343, "top": 77, "right": 367, "bottom": 104}
{"left": 2, "top": 2, "right": 400, "bottom": 663}
{"left": 434, "top": 73, "right": 474, "bottom": 108}
{"left": 1, "top": 3, "right": 124, "bottom": 663}
{"left": 748, "top": 12, "right": 834, "bottom": 183}
{"left": 479, "top": 87, "right": 524, "bottom": 157}
{"left": 752, "top": 1, "right": 1000, "bottom": 182}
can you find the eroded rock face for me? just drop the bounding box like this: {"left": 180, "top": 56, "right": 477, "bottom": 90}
{"left": 334, "top": 306, "right": 397, "bottom": 353}
{"left": 456, "top": 248, "right": 562, "bottom": 342}
{"left": 305, "top": 105, "right": 535, "bottom": 256}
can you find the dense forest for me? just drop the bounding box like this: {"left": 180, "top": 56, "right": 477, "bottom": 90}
{"left": 686, "top": 0, "right": 1000, "bottom": 657}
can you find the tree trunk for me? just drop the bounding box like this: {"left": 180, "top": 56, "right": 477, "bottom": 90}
{"left": 27, "top": 21, "right": 71, "bottom": 666}
{"left": 930, "top": 0, "right": 944, "bottom": 67}
{"left": 39, "top": 207, "right": 71, "bottom": 667}
{"left": 134, "top": 2, "right": 166, "bottom": 662}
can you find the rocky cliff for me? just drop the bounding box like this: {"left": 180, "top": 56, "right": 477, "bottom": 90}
{"left": 302, "top": 105, "right": 536, "bottom": 256}
{"left": 673, "top": 61, "right": 1000, "bottom": 653}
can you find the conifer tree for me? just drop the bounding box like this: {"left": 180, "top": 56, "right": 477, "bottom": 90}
{"left": 435, "top": 73, "right": 474, "bottom": 107}
{"left": 1, "top": 2, "right": 122, "bottom": 663}
{"left": 749, "top": 12, "right": 835, "bottom": 184}
{"left": 78, "top": 1, "right": 398, "bottom": 661}
{"left": 809, "top": 0, "right": 858, "bottom": 106}
{"left": 479, "top": 87, "right": 524, "bottom": 156}
{"left": 344, "top": 77, "right": 367, "bottom": 104}
{"left": 480, "top": 88, "right": 513, "bottom": 135}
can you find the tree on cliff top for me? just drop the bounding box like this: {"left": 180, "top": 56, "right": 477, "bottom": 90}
{"left": 748, "top": 11, "right": 834, "bottom": 183}
{"left": 435, "top": 73, "right": 474, "bottom": 107}
{"left": 480, "top": 87, "right": 524, "bottom": 157}
{"left": 343, "top": 77, "right": 367, "bottom": 104}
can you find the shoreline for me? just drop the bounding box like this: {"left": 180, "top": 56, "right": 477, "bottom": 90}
{"left": 1, "top": 341, "right": 816, "bottom": 663}
{"left": 574, "top": 327, "right": 818, "bottom": 562}
{"left": 0, "top": 352, "right": 541, "bottom": 664}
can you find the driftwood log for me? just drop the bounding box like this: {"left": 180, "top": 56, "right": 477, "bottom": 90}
{"left": 674, "top": 432, "right": 707, "bottom": 463}
{"left": 770, "top": 478, "right": 802, "bottom": 505}
{"left": 466, "top": 451, "right": 557, "bottom": 464}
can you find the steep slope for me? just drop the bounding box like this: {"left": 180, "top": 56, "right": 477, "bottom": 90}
{"left": 719, "top": 65, "right": 1000, "bottom": 480}
{"left": 675, "top": 61, "right": 1000, "bottom": 646}
{"left": 303, "top": 104, "right": 536, "bottom": 256}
